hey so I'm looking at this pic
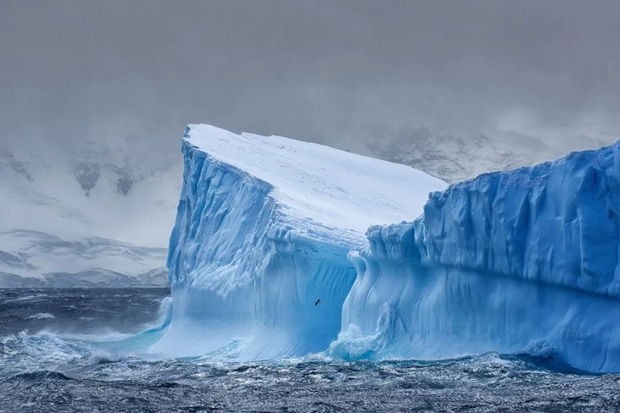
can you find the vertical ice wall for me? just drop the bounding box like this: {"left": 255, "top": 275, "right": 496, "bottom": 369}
{"left": 335, "top": 142, "right": 620, "bottom": 373}
{"left": 159, "top": 141, "right": 356, "bottom": 358}
{"left": 156, "top": 124, "right": 445, "bottom": 359}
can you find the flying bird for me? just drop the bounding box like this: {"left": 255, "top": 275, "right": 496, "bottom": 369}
{"left": 314, "top": 298, "right": 321, "bottom": 306}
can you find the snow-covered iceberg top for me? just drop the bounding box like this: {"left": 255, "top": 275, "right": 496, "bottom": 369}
{"left": 159, "top": 124, "right": 445, "bottom": 359}
{"left": 183, "top": 124, "right": 446, "bottom": 245}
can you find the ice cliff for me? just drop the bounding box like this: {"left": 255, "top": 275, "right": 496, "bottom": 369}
{"left": 160, "top": 123, "right": 620, "bottom": 373}
{"left": 335, "top": 141, "right": 620, "bottom": 373}
{"left": 157, "top": 124, "right": 445, "bottom": 358}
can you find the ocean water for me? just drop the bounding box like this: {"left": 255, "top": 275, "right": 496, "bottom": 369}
{"left": 0, "top": 288, "right": 619, "bottom": 412}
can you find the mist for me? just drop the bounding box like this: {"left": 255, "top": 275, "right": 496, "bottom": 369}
{"left": 1, "top": 0, "right": 619, "bottom": 156}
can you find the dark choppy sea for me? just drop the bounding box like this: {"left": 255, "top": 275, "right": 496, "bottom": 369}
{"left": 0, "top": 288, "right": 619, "bottom": 412}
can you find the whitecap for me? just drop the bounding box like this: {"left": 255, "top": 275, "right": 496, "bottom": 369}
{"left": 25, "top": 313, "right": 55, "bottom": 320}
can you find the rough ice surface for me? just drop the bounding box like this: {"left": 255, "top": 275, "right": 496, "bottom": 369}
{"left": 156, "top": 124, "right": 446, "bottom": 358}
{"left": 334, "top": 141, "right": 620, "bottom": 373}
{"left": 160, "top": 123, "right": 620, "bottom": 373}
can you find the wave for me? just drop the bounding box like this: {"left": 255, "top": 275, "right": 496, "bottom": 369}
{"left": 25, "top": 312, "right": 55, "bottom": 320}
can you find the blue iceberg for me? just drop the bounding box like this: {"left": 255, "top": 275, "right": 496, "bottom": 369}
{"left": 155, "top": 124, "right": 444, "bottom": 359}
{"left": 335, "top": 141, "right": 620, "bottom": 373}
{"left": 158, "top": 123, "right": 620, "bottom": 373}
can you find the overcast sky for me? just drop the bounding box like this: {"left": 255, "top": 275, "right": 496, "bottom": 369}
{"left": 1, "top": 0, "right": 619, "bottom": 155}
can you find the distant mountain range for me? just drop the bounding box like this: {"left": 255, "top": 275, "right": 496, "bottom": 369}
{"left": 365, "top": 126, "right": 611, "bottom": 183}
{"left": 0, "top": 230, "right": 168, "bottom": 288}
{"left": 0, "top": 139, "right": 181, "bottom": 246}
{"left": 0, "top": 139, "right": 180, "bottom": 287}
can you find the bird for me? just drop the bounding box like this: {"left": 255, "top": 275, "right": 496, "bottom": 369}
{"left": 314, "top": 298, "right": 321, "bottom": 306}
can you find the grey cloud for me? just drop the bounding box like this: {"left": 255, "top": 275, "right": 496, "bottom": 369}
{"left": 1, "top": 0, "right": 619, "bottom": 154}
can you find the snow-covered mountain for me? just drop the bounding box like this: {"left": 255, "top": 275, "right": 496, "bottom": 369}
{"left": 0, "top": 139, "right": 181, "bottom": 245}
{"left": 367, "top": 126, "right": 610, "bottom": 183}
{"left": 0, "top": 138, "right": 181, "bottom": 287}
{"left": 0, "top": 230, "right": 168, "bottom": 287}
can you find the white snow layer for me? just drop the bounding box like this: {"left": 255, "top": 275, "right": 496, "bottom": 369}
{"left": 184, "top": 124, "right": 446, "bottom": 242}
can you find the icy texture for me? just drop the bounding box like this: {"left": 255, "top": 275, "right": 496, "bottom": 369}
{"left": 334, "top": 142, "right": 620, "bottom": 373}
{"left": 158, "top": 124, "right": 445, "bottom": 358}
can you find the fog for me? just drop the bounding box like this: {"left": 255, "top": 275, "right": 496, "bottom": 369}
{"left": 2, "top": 0, "right": 619, "bottom": 155}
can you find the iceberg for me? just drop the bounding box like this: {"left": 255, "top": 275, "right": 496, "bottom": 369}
{"left": 156, "top": 124, "right": 446, "bottom": 358}
{"left": 334, "top": 141, "right": 620, "bottom": 373}
{"left": 159, "top": 123, "right": 620, "bottom": 373}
